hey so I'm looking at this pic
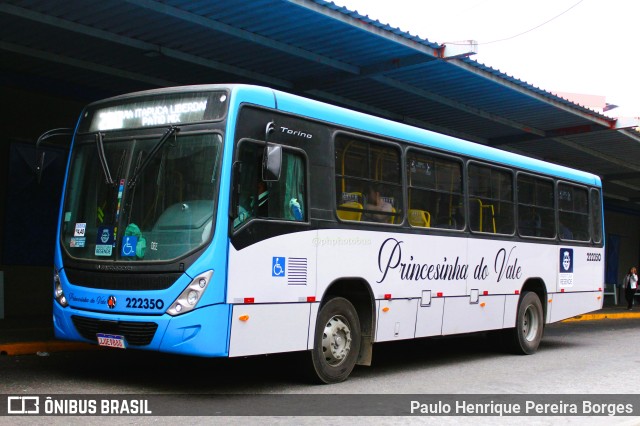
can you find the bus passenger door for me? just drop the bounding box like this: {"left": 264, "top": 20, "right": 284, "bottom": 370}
{"left": 227, "top": 140, "right": 316, "bottom": 357}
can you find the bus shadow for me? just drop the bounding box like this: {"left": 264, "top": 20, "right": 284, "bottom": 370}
{"left": 42, "top": 329, "right": 579, "bottom": 391}
{"left": 350, "top": 330, "right": 583, "bottom": 380}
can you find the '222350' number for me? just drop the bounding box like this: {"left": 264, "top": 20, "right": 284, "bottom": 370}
{"left": 586, "top": 253, "right": 602, "bottom": 262}
{"left": 125, "top": 297, "right": 165, "bottom": 310}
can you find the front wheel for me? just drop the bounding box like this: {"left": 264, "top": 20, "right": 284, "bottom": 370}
{"left": 505, "top": 291, "right": 544, "bottom": 354}
{"left": 310, "top": 297, "right": 361, "bottom": 384}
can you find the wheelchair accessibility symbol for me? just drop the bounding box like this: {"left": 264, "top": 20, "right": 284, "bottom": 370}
{"left": 272, "top": 257, "right": 285, "bottom": 277}
{"left": 121, "top": 236, "right": 138, "bottom": 257}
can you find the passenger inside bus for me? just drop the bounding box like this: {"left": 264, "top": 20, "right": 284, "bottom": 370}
{"left": 234, "top": 180, "right": 269, "bottom": 227}
{"left": 364, "top": 183, "right": 393, "bottom": 223}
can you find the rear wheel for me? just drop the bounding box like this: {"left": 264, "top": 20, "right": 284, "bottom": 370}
{"left": 310, "top": 297, "right": 361, "bottom": 384}
{"left": 505, "top": 291, "right": 544, "bottom": 354}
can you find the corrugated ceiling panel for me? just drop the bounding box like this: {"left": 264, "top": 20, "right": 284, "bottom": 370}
{"left": 3, "top": 0, "right": 640, "bottom": 204}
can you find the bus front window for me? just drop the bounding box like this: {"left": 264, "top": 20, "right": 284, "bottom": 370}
{"left": 61, "top": 132, "right": 222, "bottom": 262}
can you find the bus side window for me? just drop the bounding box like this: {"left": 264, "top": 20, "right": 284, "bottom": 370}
{"left": 517, "top": 174, "right": 555, "bottom": 239}
{"left": 270, "top": 150, "right": 306, "bottom": 221}
{"left": 335, "top": 135, "right": 402, "bottom": 224}
{"left": 234, "top": 141, "right": 306, "bottom": 227}
{"left": 407, "top": 150, "right": 464, "bottom": 230}
{"left": 558, "top": 183, "right": 589, "bottom": 241}
{"left": 590, "top": 188, "right": 603, "bottom": 243}
{"left": 468, "top": 163, "right": 514, "bottom": 235}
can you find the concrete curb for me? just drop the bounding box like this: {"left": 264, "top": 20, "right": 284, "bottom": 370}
{"left": 562, "top": 311, "right": 640, "bottom": 322}
{"left": 0, "top": 341, "right": 99, "bottom": 356}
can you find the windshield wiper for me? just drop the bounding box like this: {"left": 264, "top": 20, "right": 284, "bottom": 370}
{"left": 95, "top": 132, "right": 114, "bottom": 185}
{"left": 128, "top": 125, "right": 180, "bottom": 188}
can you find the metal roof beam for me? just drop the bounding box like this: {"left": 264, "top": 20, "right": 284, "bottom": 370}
{"left": 552, "top": 135, "right": 640, "bottom": 171}
{"left": 360, "top": 54, "right": 439, "bottom": 76}
{"left": 610, "top": 179, "right": 640, "bottom": 201}
{"left": 123, "top": 0, "right": 359, "bottom": 74}
{"left": 489, "top": 133, "right": 547, "bottom": 146}
{"left": 450, "top": 58, "right": 618, "bottom": 130}
{"left": 603, "top": 172, "right": 640, "bottom": 181}
{"left": 288, "top": 0, "right": 441, "bottom": 58}
{"left": 294, "top": 71, "right": 356, "bottom": 92}
{"left": 0, "top": 3, "right": 291, "bottom": 89}
{"left": 489, "top": 124, "right": 604, "bottom": 146}
{"left": 295, "top": 53, "right": 438, "bottom": 91}
{"left": 618, "top": 129, "right": 640, "bottom": 144}
{"left": 305, "top": 89, "right": 486, "bottom": 144}
{"left": 0, "top": 41, "right": 176, "bottom": 87}
{"left": 370, "top": 75, "right": 547, "bottom": 137}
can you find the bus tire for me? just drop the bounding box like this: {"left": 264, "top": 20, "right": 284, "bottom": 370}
{"left": 310, "top": 297, "right": 361, "bottom": 384}
{"left": 506, "top": 291, "right": 544, "bottom": 355}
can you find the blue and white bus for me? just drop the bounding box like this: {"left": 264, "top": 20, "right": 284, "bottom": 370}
{"left": 53, "top": 84, "right": 604, "bottom": 383}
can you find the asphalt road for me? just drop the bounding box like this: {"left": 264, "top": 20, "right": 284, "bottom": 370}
{"left": 1, "top": 319, "right": 639, "bottom": 424}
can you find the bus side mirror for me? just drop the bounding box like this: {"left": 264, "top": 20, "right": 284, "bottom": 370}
{"left": 35, "top": 128, "right": 73, "bottom": 184}
{"left": 262, "top": 144, "right": 282, "bottom": 182}
{"left": 262, "top": 121, "right": 281, "bottom": 181}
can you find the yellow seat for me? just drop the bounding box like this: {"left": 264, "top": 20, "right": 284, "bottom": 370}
{"left": 409, "top": 209, "right": 430, "bottom": 227}
{"left": 388, "top": 207, "right": 397, "bottom": 224}
{"left": 337, "top": 201, "right": 363, "bottom": 221}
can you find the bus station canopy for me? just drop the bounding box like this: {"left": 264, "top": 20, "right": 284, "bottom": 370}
{"left": 2, "top": 0, "right": 640, "bottom": 211}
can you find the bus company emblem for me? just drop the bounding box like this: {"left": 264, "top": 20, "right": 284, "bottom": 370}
{"left": 97, "top": 226, "right": 114, "bottom": 245}
{"left": 107, "top": 295, "right": 117, "bottom": 309}
{"left": 560, "top": 249, "right": 573, "bottom": 273}
{"left": 96, "top": 264, "right": 134, "bottom": 272}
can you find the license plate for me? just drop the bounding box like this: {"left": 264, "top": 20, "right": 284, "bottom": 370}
{"left": 96, "top": 333, "right": 127, "bottom": 349}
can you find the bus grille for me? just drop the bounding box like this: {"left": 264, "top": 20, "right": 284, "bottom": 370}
{"left": 71, "top": 315, "right": 158, "bottom": 346}
{"left": 65, "top": 268, "right": 181, "bottom": 290}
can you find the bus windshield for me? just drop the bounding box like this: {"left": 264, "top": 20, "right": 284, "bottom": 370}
{"left": 61, "top": 131, "right": 222, "bottom": 262}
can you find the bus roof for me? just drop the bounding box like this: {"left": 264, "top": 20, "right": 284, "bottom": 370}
{"left": 84, "top": 84, "right": 602, "bottom": 187}
{"left": 268, "top": 87, "right": 601, "bottom": 188}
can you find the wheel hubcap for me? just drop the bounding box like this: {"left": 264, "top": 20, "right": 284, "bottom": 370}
{"left": 522, "top": 305, "right": 540, "bottom": 342}
{"left": 322, "top": 315, "right": 352, "bottom": 366}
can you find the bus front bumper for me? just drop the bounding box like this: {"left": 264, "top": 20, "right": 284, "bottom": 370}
{"left": 53, "top": 302, "right": 231, "bottom": 357}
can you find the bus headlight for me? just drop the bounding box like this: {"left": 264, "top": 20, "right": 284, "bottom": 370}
{"left": 54, "top": 269, "right": 68, "bottom": 307}
{"left": 167, "top": 271, "right": 213, "bottom": 316}
{"left": 187, "top": 290, "right": 199, "bottom": 305}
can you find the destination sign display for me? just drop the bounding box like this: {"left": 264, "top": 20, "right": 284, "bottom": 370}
{"left": 85, "top": 91, "right": 227, "bottom": 132}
